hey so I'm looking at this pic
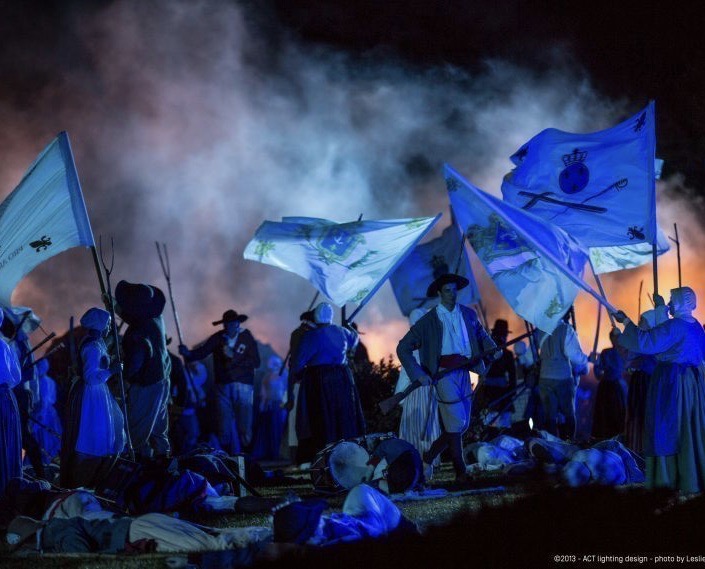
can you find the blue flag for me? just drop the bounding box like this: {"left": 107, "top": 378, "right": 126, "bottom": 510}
{"left": 502, "top": 102, "right": 657, "bottom": 249}
{"left": 446, "top": 164, "right": 607, "bottom": 333}
{"left": 390, "top": 224, "right": 480, "bottom": 316}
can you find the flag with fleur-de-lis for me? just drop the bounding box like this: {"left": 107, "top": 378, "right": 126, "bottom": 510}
{"left": 501, "top": 102, "right": 664, "bottom": 274}
{"left": 0, "top": 132, "right": 95, "bottom": 305}
{"left": 244, "top": 215, "right": 440, "bottom": 308}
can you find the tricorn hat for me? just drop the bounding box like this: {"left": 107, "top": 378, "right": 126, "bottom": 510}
{"left": 212, "top": 309, "right": 248, "bottom": 326}
{"left": 115, "top": 280, "right": 166, "bottom": 320}
{"left": 491, "top": 319, "right": 511, "bottom": 335}
{"left": 426, "top": 273, "right": 469, "bottom": 298}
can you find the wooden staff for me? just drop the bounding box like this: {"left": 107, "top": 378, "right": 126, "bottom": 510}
{"left": 638, "top": 279, "right": 643, "bottom": 318}
{"left": 669, "top": 222, "right": 681, "bottom": 287}
{"left": 156, "top": 242, "right": 197, "bottom": 402}
{"left": 588, "top": 258, "right": 616, "bottom": 327}
{"left": 591, "top": 303, "right": 602, "bottom": 362}
{"left": 99, "top": 236, "right": 135, "bottom": 461}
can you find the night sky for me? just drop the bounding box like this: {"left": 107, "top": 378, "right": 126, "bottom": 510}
{"left": 1, "top": 0, "right": 703, "bottom": 359}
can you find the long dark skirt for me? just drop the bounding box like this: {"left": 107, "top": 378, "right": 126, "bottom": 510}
{"left": 296, "top": 365, "right": 366, "bottom": 463}
{"left": 0, "top": 385, "right": 22, "bottom": 496}
{"left": 625, "top": 370, "right": 650, "bottom": 453}
{"left": 251, "top": 405, "right": 287, "bottom": 460}
{"left": 60, "top": 379, "right": 83, "bottom": 488}
{"left": 591, "top": 379, "right": 626, "bottom": 439}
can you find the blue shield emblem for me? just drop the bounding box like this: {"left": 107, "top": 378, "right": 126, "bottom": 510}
{"left": 317, "top": 226, "right": 362, "bottom": 263}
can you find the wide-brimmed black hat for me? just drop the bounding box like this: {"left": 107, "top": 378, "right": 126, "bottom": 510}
{"left": 491, "top": 319, "right": 512, "bottom": 335}
{"left": 272, "top": 499, "right": 327, "bottom": 544}
{"left": 115, "top": 280, "right": 166, "bottom": 320}
{"left": 426, "top": 273, "right": 469, "bottom": 298}
{"left": 212, "top": 309, "right": 248, "bottom": 326}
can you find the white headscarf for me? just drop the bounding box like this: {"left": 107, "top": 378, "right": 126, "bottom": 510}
{"left": 669, "top": 286, "right": 697, "bottom": 322}
{"left": 314, "top": 302, "right": 334, "bottom": 324}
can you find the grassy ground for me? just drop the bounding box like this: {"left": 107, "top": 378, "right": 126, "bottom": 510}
{"left": 0, "top": 462, "right": 544, "bottom": 568}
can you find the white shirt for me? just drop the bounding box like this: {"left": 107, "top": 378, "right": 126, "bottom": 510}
{"left": 436, "top": 304, "right": 471, "bottom": 357}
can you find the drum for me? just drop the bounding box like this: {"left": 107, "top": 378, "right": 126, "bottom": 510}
{"left": 310, "top": 439, "right": 370, "bottom": 494}
{"left": 309, "top": 433, "right": 399, "bottom": 495}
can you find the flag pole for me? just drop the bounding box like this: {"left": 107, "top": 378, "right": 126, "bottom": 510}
{"left": 58, "top": 132, "right": 108, "bottom": 298}
{"left": 98, "top": 236, "right": 135, "bottom": 462}
{"left": 346, "top": 213, "right": 442, "bottom": 323}
{"left": 588, "top": 258, "right": 616, "bottom": 327}
{"left": 649, "top": 100, "right": 659, "bottom": 297}
{"left": 668, "top": 223, "right": 681, "bottom": 287}
{"left": 591, "top": 302, "right": 602, "bottom": 361}
{"left": 453, "top": 204, "right": 487, "bottom": 327}
{"left": 524, "top": 320, "right": 538, "bottom": 361}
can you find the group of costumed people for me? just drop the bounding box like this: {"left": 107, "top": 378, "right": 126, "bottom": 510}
{"left": 390, "top": 272, "right": 705, "bottom": 494}
{"left": 1, "top": 265, "right": 705, "bottom": 557}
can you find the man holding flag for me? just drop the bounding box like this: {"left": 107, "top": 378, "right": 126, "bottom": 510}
{"left": 397, "top": 273, "right": 496, "bottom": 483}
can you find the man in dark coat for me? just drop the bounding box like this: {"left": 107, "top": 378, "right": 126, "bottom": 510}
{"left": 472, "top": 319, "right": 517, "bottom": 428}
{"left": 115, "top": 280, "right": 172, "bottom": 460}
{"left": 397, "top": 274, "right": 497, "bottom": 482}
{"left": 180, "top": 309, "right": 260, "bottom": 454}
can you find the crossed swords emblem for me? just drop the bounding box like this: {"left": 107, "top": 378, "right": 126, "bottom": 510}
{"left": 519, "top": 178, "right": 628, "bottom": 219}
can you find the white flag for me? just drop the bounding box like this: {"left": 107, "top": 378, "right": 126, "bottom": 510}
{"left": 0, "top": 132, "right": 95, "bottom": 305}
{"left": 244, "top": 215, "right": 440, "bottom": 307}
{"left": 446, "top": 164, "right": 606, "bottom": 333}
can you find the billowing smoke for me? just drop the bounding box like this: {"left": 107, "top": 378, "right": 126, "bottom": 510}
{"left": 0, "top": 1, "right": 694, "bottom": 361}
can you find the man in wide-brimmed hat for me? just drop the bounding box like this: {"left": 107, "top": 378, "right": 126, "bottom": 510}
{"left": 115, "top": 280, "right": 172, "bottom": 460}
{"left": 180, "top": 309, "right": 260, "bottom": 454}
{"left": 397, "top": 273, "right": 497, "bottom": 482}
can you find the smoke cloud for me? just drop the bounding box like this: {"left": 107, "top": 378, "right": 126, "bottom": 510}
{"left": 1, "top": 1, "right": 697, "bottom": 361}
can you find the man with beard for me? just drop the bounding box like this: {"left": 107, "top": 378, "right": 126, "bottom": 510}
{"left": 180, "top": 309, "right": 260, "bottom": 455}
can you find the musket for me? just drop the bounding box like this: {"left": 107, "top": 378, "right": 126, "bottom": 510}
{"left": 379, "top": 329, "right": 532, "bottom": 415}
{"left": 24, "top": 342, "right": 65, "bottom": 370}
{"left": 99, "top": 236, "right": 136, "bottom": 461}
{"left": 21, "top": 332, "right": 56, "bottom": 366}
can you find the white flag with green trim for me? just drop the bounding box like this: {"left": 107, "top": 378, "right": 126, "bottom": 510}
{"left": 244, "top": 215, "right": 440, "bottom": 307}
{"left": 446, "top": 164, "right": 590, "bottom": 333}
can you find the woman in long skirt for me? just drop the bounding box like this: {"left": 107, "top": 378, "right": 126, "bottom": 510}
{"left": 615, "top": 287, "right": 705, "bottom": 493}
{"left": 0, "top": 309, "right": 22, "bottom": 496}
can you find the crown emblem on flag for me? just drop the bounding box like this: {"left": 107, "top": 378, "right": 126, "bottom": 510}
{"left": 562, "top": 148, "right": 588, "bottom": 167}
